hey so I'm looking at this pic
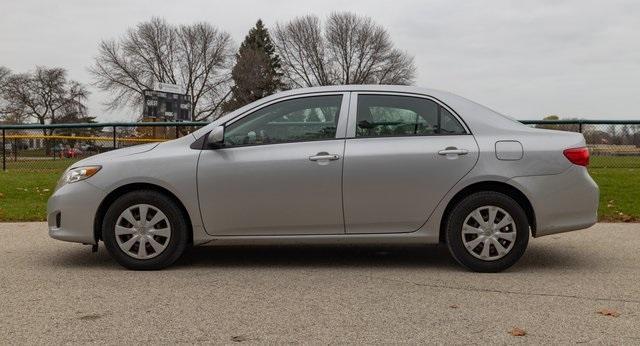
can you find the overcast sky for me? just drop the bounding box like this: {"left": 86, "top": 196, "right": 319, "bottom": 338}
{"left": 1, "top": 0, "right": 639, "bottom": 121}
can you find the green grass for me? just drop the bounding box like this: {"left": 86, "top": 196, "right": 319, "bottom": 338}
{"left": 590, "top": 155, "right": 640, "bottom": 169}
{"left": 15, "top": 148, "right": 49, "bottom": 157}
{"left": 0, "top": 158, "right": 78, "bottom": 222}
{"left": 589, "top": 168, "right": 640, "bottom": 222}
{"left": 0, "top": 170, "right": 61, "bottom": 221}
{"left": 3, "top": 158, "right": 79, "bottom": 171}
{"left": 0, "top": 165, "right": 638, "bottom": 223}
{"left": 0, "top": 158, "right": 80, "bottom": 222}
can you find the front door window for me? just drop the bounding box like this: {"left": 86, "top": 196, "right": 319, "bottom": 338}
{"left": 224, "top": 95, "right": 343, "bottom": 146}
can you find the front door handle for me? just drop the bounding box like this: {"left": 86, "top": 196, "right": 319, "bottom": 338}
{"left": 309, "top": 152, "right": 340, "bottom": 161}
{"left": 438, "top": 148, "right": 469, "bottom": 156}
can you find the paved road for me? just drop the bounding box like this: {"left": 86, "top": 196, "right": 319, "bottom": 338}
{"left": 0, "top": 223, "right": 639, "bottom": 344}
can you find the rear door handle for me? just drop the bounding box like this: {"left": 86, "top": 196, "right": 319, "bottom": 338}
{"left": 309, "top": 152, "right": 340, "bottom": 161}
{"left": 438, "top": 148, "right": 469, "bottom": 156}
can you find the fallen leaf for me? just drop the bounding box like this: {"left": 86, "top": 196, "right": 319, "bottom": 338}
{"left": 597, "top": 308, "right": 620, "bottom": 317}
{"left": 78, "top": 313, "right": 103, "bottom": 321}
{"left": 231, "top": 335, "right": 248, "bottom": 342}
{"left": 509, "top": 327, "right": 526, "bottom": 337}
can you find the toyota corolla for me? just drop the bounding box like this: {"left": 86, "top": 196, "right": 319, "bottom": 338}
{"left": 47, "top": 85, "right": 599, "bottom": 272}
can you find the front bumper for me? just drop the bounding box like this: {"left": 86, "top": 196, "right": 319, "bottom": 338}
{"left": 47, "top": 181, "right": 106, "bottom": 244}
{"left": 509, "top": 165, "right": 599, "bottom": 237}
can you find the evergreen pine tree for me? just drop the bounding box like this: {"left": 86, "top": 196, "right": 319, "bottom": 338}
{"left": 222, "top": 19, "right": 283, "bottom": 112}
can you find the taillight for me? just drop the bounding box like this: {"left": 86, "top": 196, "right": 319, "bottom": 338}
{"left": 563, "top": 147, "right": 590, "bottom": 167}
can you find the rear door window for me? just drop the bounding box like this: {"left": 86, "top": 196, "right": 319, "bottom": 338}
{"left": 355, "top": 94, "right": 466, "bottom": 137}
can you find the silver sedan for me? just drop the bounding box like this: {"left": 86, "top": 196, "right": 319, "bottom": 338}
{"left": 47, "top": 85, "right": 599, "bottom": 272}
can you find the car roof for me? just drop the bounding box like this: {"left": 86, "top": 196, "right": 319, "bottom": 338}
{"left": 262, "top": 84, "right": 441, "bottom": 95}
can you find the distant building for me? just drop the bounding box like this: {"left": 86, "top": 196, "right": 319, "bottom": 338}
{"left": 28, "top": 138, "right": 44, "bottom": 149}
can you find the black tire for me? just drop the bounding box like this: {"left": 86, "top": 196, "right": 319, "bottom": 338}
{"left": 445, "top": 191, "right": 529, "bottom": 273}
{"left": 102, "top": 190, "right": 189, "bottom": 270}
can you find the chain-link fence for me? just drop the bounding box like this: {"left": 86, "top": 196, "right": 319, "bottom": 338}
{"left": 1, "top": 120, "right": 639, "bottom": 171}
{"left": 1, "top": 122, "right": 206, "bottom": 172}
{"left": 521, "top": 120, "right": 640, "bottom": 169}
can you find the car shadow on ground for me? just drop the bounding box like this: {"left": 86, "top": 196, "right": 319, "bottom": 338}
{"left": 179, "top": 244, "right": 458, "bottom": 270}
{"left": 40, "top": 241, "right": 598, "bottom": 272}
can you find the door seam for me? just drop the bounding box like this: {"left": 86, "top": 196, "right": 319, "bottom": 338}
{"left": 340, "top": 92, "right": 352, "bottom": 234}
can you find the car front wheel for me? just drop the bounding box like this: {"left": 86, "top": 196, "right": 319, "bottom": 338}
{"left": 445, "top": 191, "right": 529, "bottom": 272}
{"left": 102, "top": 190, "right": 188, "bottom": 270}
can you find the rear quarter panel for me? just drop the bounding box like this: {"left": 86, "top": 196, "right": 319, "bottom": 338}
{"left": 415, "top": 93, "right": 593, "bottom": 242}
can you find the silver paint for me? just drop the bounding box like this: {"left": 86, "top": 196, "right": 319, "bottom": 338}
{"left": 47, "top": 85, "right": 599, "bottom": 250}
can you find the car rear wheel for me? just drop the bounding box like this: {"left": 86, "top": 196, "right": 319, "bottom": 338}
{"left": 445, "top": 191, "right": 529, "bottom": 272}
{"left": 102, "top": 190, "right": 188, "bottom": 270}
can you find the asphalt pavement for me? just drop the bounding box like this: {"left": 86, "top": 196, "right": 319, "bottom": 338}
{"left": 0, "top": 222, "right": 639, "bottom": 344}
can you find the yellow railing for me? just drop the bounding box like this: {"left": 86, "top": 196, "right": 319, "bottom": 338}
{"left": 4, "top": 134, "right": 168, "bottom": 143}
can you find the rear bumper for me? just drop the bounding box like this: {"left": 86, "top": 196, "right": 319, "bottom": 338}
{"left": 509, "top": 165, "right": 599, "bottom": 237}
{"left": 47, "top": 181, "right": 106, "bottom": 244}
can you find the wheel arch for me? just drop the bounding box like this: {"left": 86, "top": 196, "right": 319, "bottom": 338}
{"left": 93, "top": 183, "right": 193, "bottom": 245}
{"left": 439, "top": 181, "right": 537, "bottom": 243}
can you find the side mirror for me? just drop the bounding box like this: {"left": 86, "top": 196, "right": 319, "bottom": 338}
{"left": 207, "top": 126, "right": 225, "bottom": 148}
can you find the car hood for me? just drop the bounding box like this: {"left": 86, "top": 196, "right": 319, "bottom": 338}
{"left": 71, "top": 142, "right": 160, "bottom": 167}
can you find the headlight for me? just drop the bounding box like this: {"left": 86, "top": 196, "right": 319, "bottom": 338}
{"left": 59, "top": 166, "right": 102, "bottom": 186}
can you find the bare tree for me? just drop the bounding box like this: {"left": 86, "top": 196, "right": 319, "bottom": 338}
{"left": 274, "top": 12, "right": 416, "bottom": 87}
{"left": 1, "top": 66, "right": 88, "bottom": 126}
{"left": 0, "top": 66, "right": 11, "bottom": 121}
{"left": 0, "top": 66, "right": 10, "bottom": 87}
{"left": 90, "top": 17, "right": 234, "bottom": 121}
{"left": 274, "top": 15, "right": 332, "bottom": 87}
